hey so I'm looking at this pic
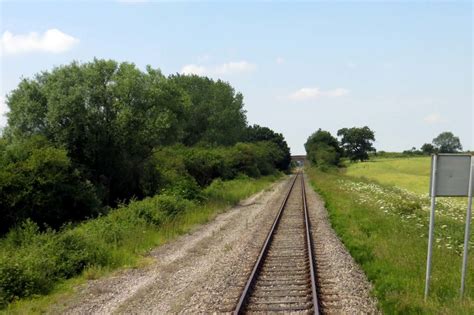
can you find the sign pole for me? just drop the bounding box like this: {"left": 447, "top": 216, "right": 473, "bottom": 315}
{"left": 460, "top": 156, "right": 474, "bottom": 298}
{"left": 425, "top": 154, "right": 437, "bottom": 300}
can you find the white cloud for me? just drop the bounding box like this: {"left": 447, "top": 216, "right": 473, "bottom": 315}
{"left": 180, "top": 60, "right": 256, "bottom": 76}
{"left": 214, "top": 61, "right": 256, "bottom": 75}
{"left": 181, "top": 64, "right": 207, "bottom": 76}
{"left": 1, "top": 29, "right": 79, "bottom": 55}
{"left": 423, "top": 113, "right": 444, "bottom": 124}
{"left": 346, "top": 61, "right": 357, "bottom": 69}
{"left": 324, "top": 88, "right": 349, "bottom": 97}
{"left": 276, "top": 57, "right": 285, "bottom": 64}
{"left": 289, "top": 87, "right": 349, "bottom": 101}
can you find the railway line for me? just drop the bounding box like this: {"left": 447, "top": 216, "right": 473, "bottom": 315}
{"left": 234, "top": 172, "right": 320, "bottom": 314}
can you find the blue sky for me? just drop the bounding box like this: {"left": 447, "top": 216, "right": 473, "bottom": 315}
{"left": 1, "top": 1, "right": 472, "bottom": 154}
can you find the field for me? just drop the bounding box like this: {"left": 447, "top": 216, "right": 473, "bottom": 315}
{"left": 307, "top": 157, "right": 473, "bottom": 314}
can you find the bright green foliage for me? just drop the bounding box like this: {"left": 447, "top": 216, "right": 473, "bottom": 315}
{"left": 337, "top": 126, "right": 376, "bottom": 162}
{"left": 304, "top": 129, "right": 342, "bottom": 167}
{"left": 0, "top": 136, "right": 99, "bottom": 234}
{"left": 432, "top": 131, "right": 463, "bottom": 153}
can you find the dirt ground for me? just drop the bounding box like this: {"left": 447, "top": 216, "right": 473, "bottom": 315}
{"left": 54, "top": 174, "right": 378, "bottom": 314}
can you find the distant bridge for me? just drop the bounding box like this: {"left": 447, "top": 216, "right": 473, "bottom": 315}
{"left": 291, "top": 155, "right": 307, "bottom": 166}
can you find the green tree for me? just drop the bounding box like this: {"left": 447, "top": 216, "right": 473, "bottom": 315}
{"left": 432, "top": 132, "right": 463, "bottom": 153}
{"left": 5, "top": 59, "right": 188, "bottom": 204}
{"left": 337, "top": 126, "right": 375, "bottom": 162}
{"left": 421, "top": 143, "right": 437, "bottom": 155}
{"left": 245, "top": 124, "right": 291, "bottom": 170}
{"left": 168, "top": 74, "right": 247, "bottom": 146}
{"left": 0, "top": 136, "right": 99, "bottom": 234}
{"left": 304, "top": 129, "right": 342, "bottom": 166}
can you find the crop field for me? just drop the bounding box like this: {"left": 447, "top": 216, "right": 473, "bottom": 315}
{"left": 307, "top": 157, "right": 473, "bottom": 314}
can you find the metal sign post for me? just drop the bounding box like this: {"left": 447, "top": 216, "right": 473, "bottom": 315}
{"left": 460, "top": 157, "right": 474, "bottom": 297}
{"left": 424, "top": 155, "right": 437, "bottom": 300}
{"left": 424, "top": 154, "right": 474, "bottom": 300}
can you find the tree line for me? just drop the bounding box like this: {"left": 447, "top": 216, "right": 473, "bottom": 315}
{"left": 0, "top": 59, "right": 291, "bottom": 234}
{"left": 304, "top": 126, "right": 376, "bottom": 167}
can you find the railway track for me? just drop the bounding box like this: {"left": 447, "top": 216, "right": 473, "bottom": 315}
{"left": 234, "top": 172, "right": 319, "bottom": 314}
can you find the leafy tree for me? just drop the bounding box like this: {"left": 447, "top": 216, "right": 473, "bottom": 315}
{"left": 0, "top": 136, "right": 99, "bottom": 233}
{"left": 245, "top": 124, "right": 291, "bottom": 170}
{"left": 304, "top": 129, "right": 342, "bottom": 166}
{"left": 168, "top": 74, "right": 247, "bottom": 146}
{"left": 432, "top": 131, "right": 463, "bottom": 153}
{"left": 337, "top": 126, "right": 375, "bottom": 162}
{"left": 421, "top": 143, "right": 437, "bottom": 155}
{"left": 5, "top": 59, "right": 188, "bottom": 204}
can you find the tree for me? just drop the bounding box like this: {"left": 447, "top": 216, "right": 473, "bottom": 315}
{"left": 5, "top": 59, "right": 188, "bottom": 205}
{"left": 304, "top": 129, "right": 342, "bottom": 166}
{"left": 0, "top": 136, "right": 99, "bottom": 233}
{"left": 168, "top": 74, "right": 247, "bottom": 146}
{"left": 432, "top": 132, "right": 463, "bottom": 153}
{"left": 337, "top": 126, "right": 375, "bottom": 162}
{"left": 421, "top": 143, "right": 437, "bottom": 155}
{"left": 244, "top": 125, "right": 291, "bottom": 170}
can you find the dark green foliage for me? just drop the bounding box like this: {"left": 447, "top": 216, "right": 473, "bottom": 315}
{"left": 1, "top": 59, "right": 290, "bottom": 234}
{"left": 304, "top": 129, "right": 342, "bottom": 167}
{"left": 245, "top": 124, "right": 291, "bottom": 170}
{"left": 337, "top": 126, "right": 376, "bottom": 162}
{"left": 0, "top": 136, "right": 99, "bottom": 234}
{"left": 168, "top": 74, "right": 247, "bottom": 146}
{"left": 432, "top": 131, "right": 463, "bottom": 153}
{"left": 421, "top": 143, "right": 437, "bottom": 155}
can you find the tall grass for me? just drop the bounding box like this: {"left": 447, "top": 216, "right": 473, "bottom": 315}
{"left": 307, "top": 166, "right": 474, "bottom": 313}
{"left": 0, "top": 173, "right": 281, "bottom": 312}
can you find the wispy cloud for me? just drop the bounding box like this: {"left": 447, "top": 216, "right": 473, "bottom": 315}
{"left": 289, "top": 87, "right": 349, "bottom": 101}
{"left": 276, "top": 57, "right": 285, "bottom": 64}
{"left": 1, "top": 29, "right": 79, "bottom": 55}
{"left": 180, "top": 60, "right": 256, "bottom": 76}
{"left": 423, "top": 112, "right": 444, "bottom": 124}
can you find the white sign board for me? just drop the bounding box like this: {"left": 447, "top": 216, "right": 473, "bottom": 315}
{"left": 425, "top": 154, "right": 474, "bottom": 300}
{"left": 430, "top": 154, "right": 474, "bottom": 197}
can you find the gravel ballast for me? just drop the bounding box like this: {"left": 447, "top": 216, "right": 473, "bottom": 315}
{"left": 55, "top": 174, "right": 378, "bottom": 314}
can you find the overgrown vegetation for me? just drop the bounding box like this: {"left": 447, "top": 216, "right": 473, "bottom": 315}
{"left": 307, "top": 159, "right": 474, "bottom": 313}
{"left": 0, "top": 59, "right": 291, "bottom": 309}
{"left": 0, "top": 59, "right": 291, "bottom": 234}
{"left": 304, "top": 126, "right": 376, "bottom": 167}
{"left": 0, "top": 174, "right": 281, "bottom": 309}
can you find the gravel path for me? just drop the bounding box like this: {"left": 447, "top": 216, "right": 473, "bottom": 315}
{"left": 304, "top": 174, "right": 379, "bottom": 314}
{"left": 58, "top": 177, "right": 292, "bottom": 314}
{"left": 55, "top": 174, "right": 379, "bottom": 314}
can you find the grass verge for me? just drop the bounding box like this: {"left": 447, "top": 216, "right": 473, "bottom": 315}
{"left": 306, "top": 166, "right": 473, "bottom": 314}
{"left": 1, "top": 173, "right": 282, "bottom": 314}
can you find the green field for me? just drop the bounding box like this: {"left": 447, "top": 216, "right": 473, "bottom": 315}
{"left": 307, "top": 158, "right": 473, "bottom": 314}
{"left": 345, "top": 157, "right": 431, "bottom": 194}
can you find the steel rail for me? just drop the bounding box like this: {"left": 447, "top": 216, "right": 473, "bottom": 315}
{"left": 233, "top": 172, "right": 319, "bottom": 314}
{"left": 301, "top": 173, "right": 320, "bottom": 314}
{"left": 233, "top": 173, "right": 299, "bottom": 315}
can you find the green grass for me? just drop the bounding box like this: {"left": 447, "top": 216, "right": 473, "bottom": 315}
{"left": 345, "top": 157, "right": 431, "bottom": 194}
{"left": 307, "top": 165, "right": 474, "bottom": 314}
{"left": 1, "top": 173, "right": 281, "bottom": 314}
